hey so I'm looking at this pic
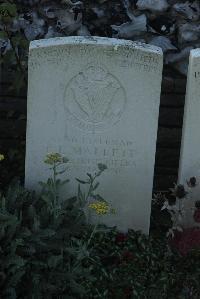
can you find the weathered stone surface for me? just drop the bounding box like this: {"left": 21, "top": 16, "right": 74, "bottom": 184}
{"left": 179, "top": 48, "right": 200, "bottom": 227}
{"left": 25, "top": 36, "right": 163, "bottom": 233}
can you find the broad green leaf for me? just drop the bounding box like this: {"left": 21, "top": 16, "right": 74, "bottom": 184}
{"left": 0, "top": 3, "right": 17, "bottom": 18}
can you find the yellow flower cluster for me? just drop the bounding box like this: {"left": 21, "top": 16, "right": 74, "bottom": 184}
{"left": 44, "top": 153, "right": 62, "bottom": 165}
{"left": 88, "top": 201, "right": 109, "bottom": 215}
{"left": 0, "top": 154, "right": 5, "bottom": 161}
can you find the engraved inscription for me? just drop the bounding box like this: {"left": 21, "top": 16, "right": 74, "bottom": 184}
{"left": 63, "top": 136, "right": 137, "bottom": 174}
{"left": 64, "top": 66, "right": 126, "bottom": 132}
{"left": 194, "top": 71, "right": 200, "bottom": 79}
{"left": 29, "top": 47, "right": 71, "bottom": 71}
{"left": 105, "top": 48, "right": 160, "bottom": 73}
{"left": 194, "top": 69, "right": 200, "bottom": 97}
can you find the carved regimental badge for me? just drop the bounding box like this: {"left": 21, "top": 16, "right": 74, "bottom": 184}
{"left": 64, "top": 66, "right": 126, "bottom": 132}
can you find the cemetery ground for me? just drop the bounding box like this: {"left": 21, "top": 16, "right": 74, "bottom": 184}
{"left": 1, "top": 3, "right": 200, "bottom": 299}
{"left": 1, "top": 153, "right": 200, "bottom": 299}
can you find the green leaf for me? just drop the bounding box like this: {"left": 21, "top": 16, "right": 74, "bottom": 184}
{"left": 93, "top": 182, "right": 99, "bottom": 191}
{"left": 70, "top": 279, "right": 86, "bottom": 295}
{"left": 37, "top": 229, "right": 55, "bottom": 238}
{"left": 19, "top": 38, "right": 29, "bottom": 49}
{"left": 6, "top": 255, "right": 25, "bottom": 268}
{"left": 60, "top": 179, "right": 70, "bottom": 186}
{"left": 48, "top": 255, "right": 63, "bottom": 268}
{"left": 0, "top": 30, "right": 7, "bottom": 38}
{"left": 56, "top": 169, "right": 66, "bottom": 175}
{"left": 87, "top": 173, "right": 92, "bottom": 179}
{"left": 76, "top": 178, "right": 88, "bottom": 184}
{"left": 10, "top": 69, "right": 26, "bottom": 95}
{"left": 62, "top": 157, "right": 69, "bottom": 163}
{"left": 5, "top": 287, "right": 17, "bottom": 299}
{"left": 2, "top": 50, "right": 16, "bottom": 65}
{"left": 0, "top": 3, "right": 17, "bottom": 18}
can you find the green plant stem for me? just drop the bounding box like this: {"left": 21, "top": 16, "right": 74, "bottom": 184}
{"left": 85, "top": 172, "right": 100, "bottom": 201}
{"left": 86, "top": 178, "right": 95, "bottom": 201}
{"left": 72, "top": 224, "right": 99, "bottom": 275}
{"left": 53, "top": 163, "right": 57, "bottom": 203}
{"left": 87, "top": 223, "right": 98, "bottom": 248}
{"left": 52, "top": 162, "right": 58, "bottom": 220}
{"left": 178, "top": 198, "right": 182, "bottom": 219}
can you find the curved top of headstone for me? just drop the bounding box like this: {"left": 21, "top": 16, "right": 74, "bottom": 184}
{"left": 190, "top": 48, "right": 200, "bottom": 57}
{"left": 30, "top": 36, "right": 163, "bottom": 55}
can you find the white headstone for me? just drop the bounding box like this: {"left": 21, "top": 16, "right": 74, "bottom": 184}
{"left": 179, "top": 48, "right": 200, "bottom": 227}
{"left": 25, "top": 36, "right": 163, "bottom": 233}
